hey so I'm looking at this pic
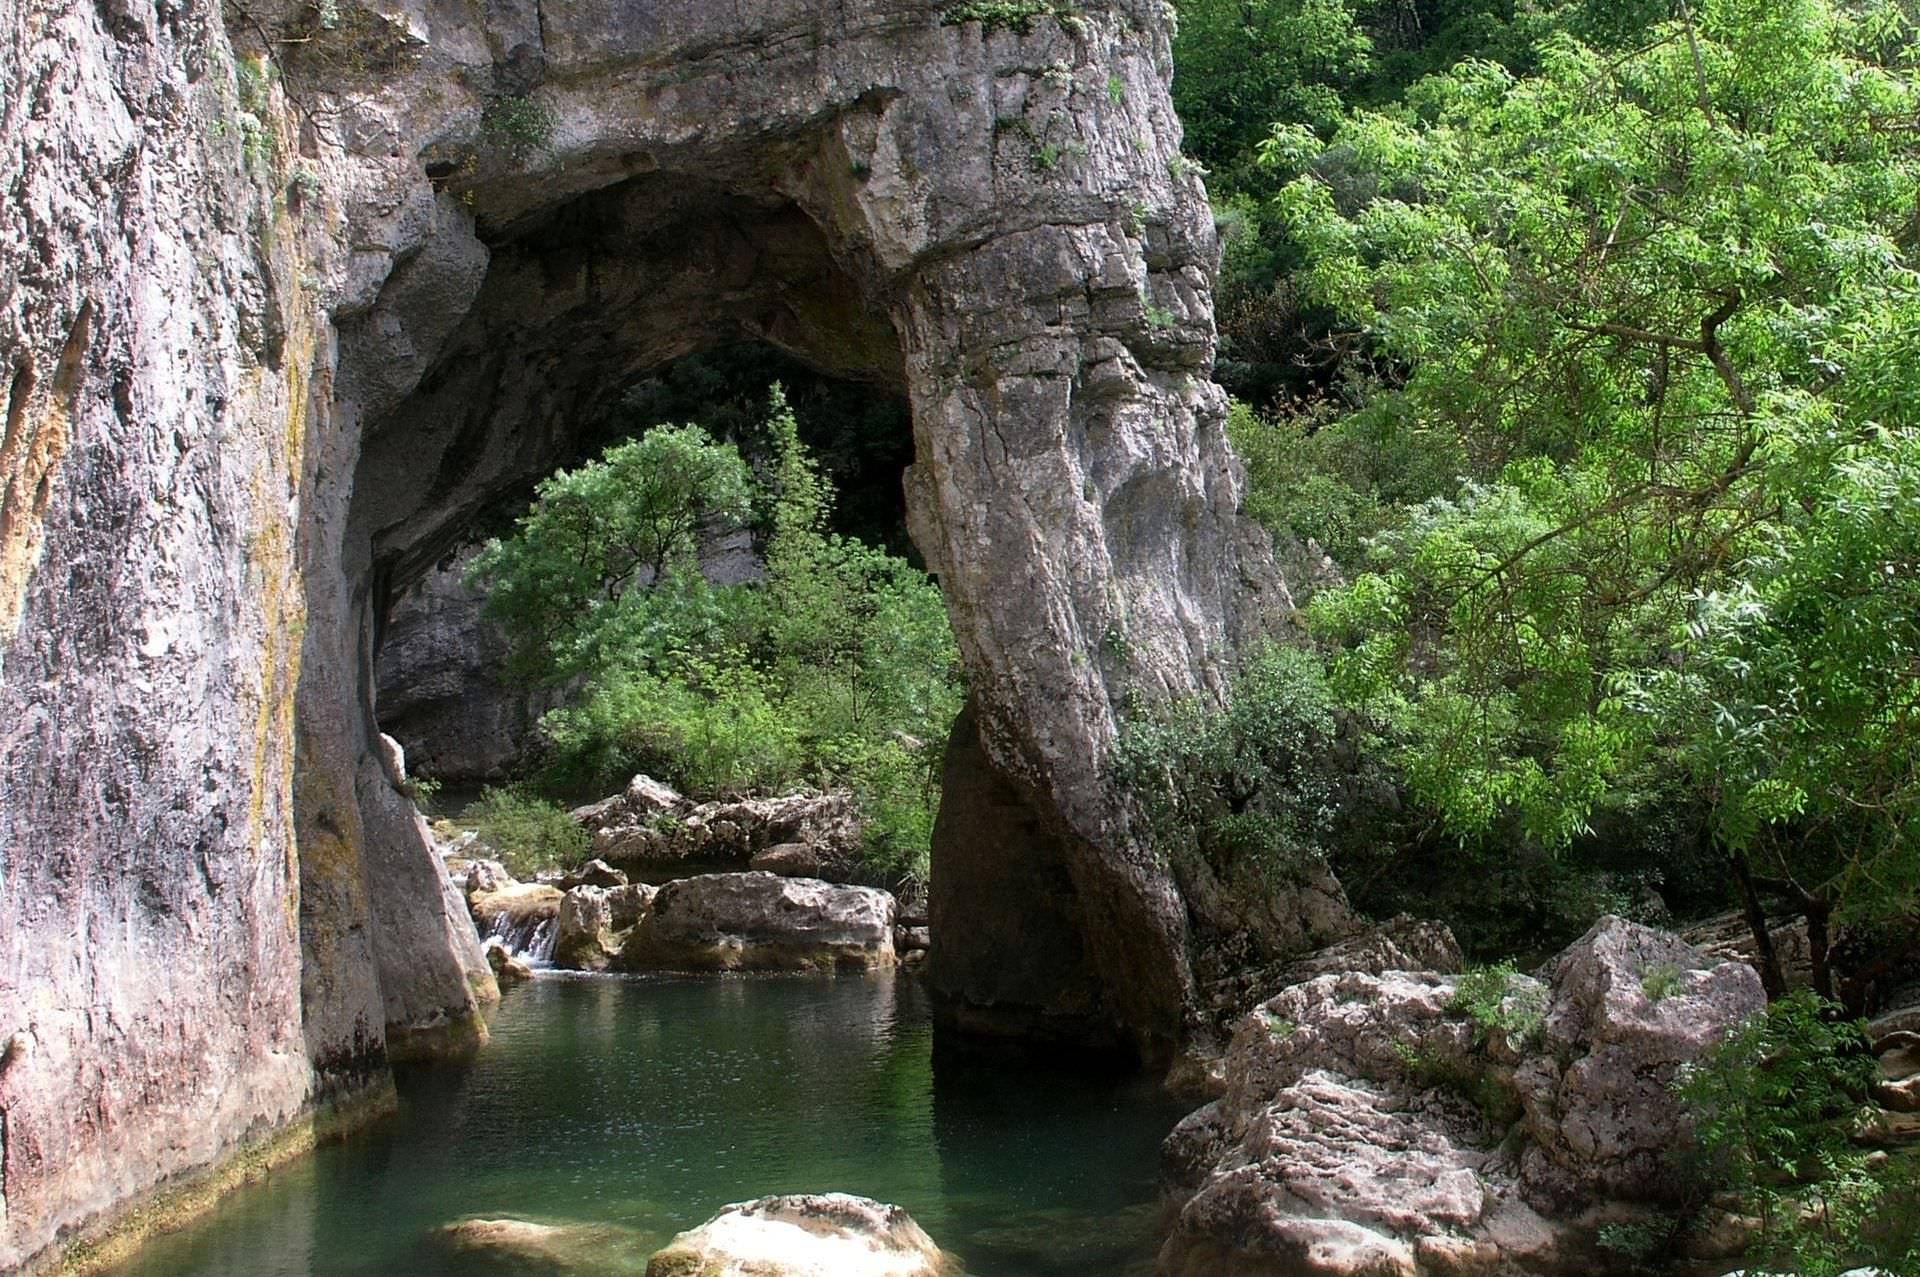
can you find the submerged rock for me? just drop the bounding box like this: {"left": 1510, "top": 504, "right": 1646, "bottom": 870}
{"left": 646, "top": 1194, "right": 952, "bottom": 1277}
{"left": 1160, "top": 917, "right": 1765, "bottom": 1276}
{"left": 617, "top": 873, "right": 896, "bottom": 973}
{"left": 435, "top": 1216, "right": 654, "bottom": 1274}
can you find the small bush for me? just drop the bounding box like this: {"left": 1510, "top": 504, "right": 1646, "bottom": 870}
{"left": 940, "top": 1, "right": 1071, "bottom": 35}
{"left": 471, "top": 787, "right": 586, "bottom": 878}
{"left": 479, "top": 93, "right": 552, "bottom": 156}
{"left": 1640, "top": 961, "right": 1685, "bottom": 1003}
{"left": 1445, "top": 963, "right": 1546, "bottom": 1052}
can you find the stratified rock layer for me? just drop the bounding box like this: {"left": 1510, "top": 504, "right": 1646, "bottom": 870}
{"left": 0, "top": 0, "right": 1275, "bottom": 1266}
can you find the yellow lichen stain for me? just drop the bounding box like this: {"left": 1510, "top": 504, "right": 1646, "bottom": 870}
{"left": 0, "top": 301, "right": 91, "bottom": 644}
{"left": 40, "top": 1084, "right": 398, "bottom": 1277}
{"left": 238, "top": 302, "right": 316, "bottom": 942}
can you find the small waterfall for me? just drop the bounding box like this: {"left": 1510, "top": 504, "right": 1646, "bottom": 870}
{"left": 482, "top": 909, "right": 557, "bottom": 966}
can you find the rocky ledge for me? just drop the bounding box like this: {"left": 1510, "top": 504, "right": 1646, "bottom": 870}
{"left": 458, "top": 850, "right": 903, "bottom": 976}
{"left": 574, "top": 774, "right": 865, "bottom": 883}
{"left": 1161, "top": 917, "right": 1768, "bottom": 1276}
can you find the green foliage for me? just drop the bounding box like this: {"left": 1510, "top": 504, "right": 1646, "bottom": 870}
{"left": 472, "top": 786, "right": 588, "bottom": 878}
{"left": 481, "top": 388, "right": 962, "bottom": 890}
{"left": 1391, "top": 1039, "right": 1524, "bottom": 1140}
{"left": 1273, "top": 0, "right": 1920, "bottom": 967}
{"left": 1594, "top": 1217, "right": 1679, "bottom": 1268}
{"left": 480, "top": 93, "right": 553, "bottom": 155}
{"left": 940, "top": 1, "right": 1072, "bottom": 34}
{"left": 1677, "top": 990, "right": 1916, "bottom": 1275}
{"left": 1118, "top": 641, "right": 1338, "bottom": 872}
{"left": 469, "top": 426, "right": 755, "bottom": 683}
{"left": 1640, "top": 962, "right": 1686, "bottom": 1003}
{"left": 1445, "top": 962, "right": 1546, "bottom": 1052}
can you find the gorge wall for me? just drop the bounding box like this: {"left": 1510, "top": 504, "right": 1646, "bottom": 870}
{"left": 0, "top": 0, "right": 1287, "bottom": 1268}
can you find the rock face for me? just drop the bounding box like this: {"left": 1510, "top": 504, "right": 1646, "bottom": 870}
{"left": 1160, "top": 918, "right": 1766, "bottom": 1276}
{"left": 618, "top": 873, "right": 897, "bottom": 973}
{"left": 373, "top": 546, "right": 559, "bottom": 782}
{"left": 0, "top": 0, "right": 1277, "bottom": 1264}
{"left": 646, "top": 1194, "right": 952, "bottom": 1277}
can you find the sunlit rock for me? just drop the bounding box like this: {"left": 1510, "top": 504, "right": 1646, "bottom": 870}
{"left": 617, "top": 873, "right": 896, "bottom": 973}
{"left": 646, "top": 1194, "right": 954, "bottom": 1277}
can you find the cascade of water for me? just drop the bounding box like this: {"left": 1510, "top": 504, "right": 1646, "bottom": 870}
{"left": 482, "top": 910, "right": 556, "bottom": 966}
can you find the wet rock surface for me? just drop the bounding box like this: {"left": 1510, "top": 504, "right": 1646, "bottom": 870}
{"left": 1160, "top": 918, "right": 1766, "bottom": 1276}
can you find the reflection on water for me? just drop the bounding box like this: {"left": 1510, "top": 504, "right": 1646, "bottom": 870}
{"left": 111, "top": 973, "right": 1187, "bottom": 1277}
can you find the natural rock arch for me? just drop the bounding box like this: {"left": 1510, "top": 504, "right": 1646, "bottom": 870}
{"left": 0, "top": 0, "right": 1299, "bottom": 1267}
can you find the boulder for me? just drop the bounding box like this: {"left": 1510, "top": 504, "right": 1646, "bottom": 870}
{"left": 464, "top": 858, "right": 514, "bottom": 897}
{"left": 552, "top": 887, "right": 618, "bottom": 972}
{"left": 1517, "top": 917, "right": 1766, "bottom": 1207}
{"left": 580, "top": 779, "right": 862, "bottom": 879}
{"left": 617, "top": 873, "right": 896, "bottom": 973}
{"left": 751, "top": 842, "right": 826, "bottom": 878}
{"left": 557, "top": 859, "right": 629, "bottom": 891}
{"left": 1160, "top": 917, "right": 1764, "bottom": 1276}
{"left": 646, "top": 1194, "right": 952, "bottom": 1277}
{"left": 895, "top": 926, "right": 930, "bottom": 954}
{"left": 606, "top": 883, "right": 658, "bottom": 932}
{"left": 485, "top": 943, "right": 534, "bottom": 988}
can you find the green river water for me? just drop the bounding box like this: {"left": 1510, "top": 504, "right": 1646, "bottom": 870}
{"left": 112, "top": 972, "right": 1191, "bottom": 1277}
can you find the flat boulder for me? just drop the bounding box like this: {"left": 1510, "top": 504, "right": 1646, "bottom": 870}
{"left": 617, "top": 872, "right": 895, "bottom": 973}
{"left": 469, "top": 879, "right": 562, "bottom": 957}
{"left": 646, "top": 1194, "right": 953, "bottom": 1277}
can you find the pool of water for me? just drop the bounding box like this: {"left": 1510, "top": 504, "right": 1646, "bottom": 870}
{"left": 111, "top": 972, "right": 1191, "bottom": 1277}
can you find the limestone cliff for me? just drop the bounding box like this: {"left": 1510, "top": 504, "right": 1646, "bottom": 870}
{"left": 0, "top": 0, "right": 1285, "bottom": 1267}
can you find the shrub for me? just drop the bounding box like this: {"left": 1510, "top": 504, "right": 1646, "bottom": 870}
{"left": 471, "top": 787, "right": 587, "bottom": 878}
{"left": 1676, "top": 990, "right": 1916, "bottom": 1276}
{"left": 1116, "top": 639, "right": 1339, "bottom": 880}
{"left": 1445, "top": 962, "right": 1545, "bottom": 1052}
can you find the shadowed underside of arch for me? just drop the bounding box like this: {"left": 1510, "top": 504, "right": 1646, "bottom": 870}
{"left": 0, "top": 0, "right": 1312, "bottom": 1268}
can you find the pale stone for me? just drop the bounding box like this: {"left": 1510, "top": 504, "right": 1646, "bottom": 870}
{"left": 646, "top": 1194, "right": 952, "bottom": 1277}
{"left": 618, "top": 873, "right": 896, "bottom": 973}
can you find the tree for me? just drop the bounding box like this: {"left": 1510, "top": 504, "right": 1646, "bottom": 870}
{"left": 1274, "top": 0, "right": 1920, "bottom": 1002}
{"left": 467, "top": 424, "right": 754, "bottom": 681}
